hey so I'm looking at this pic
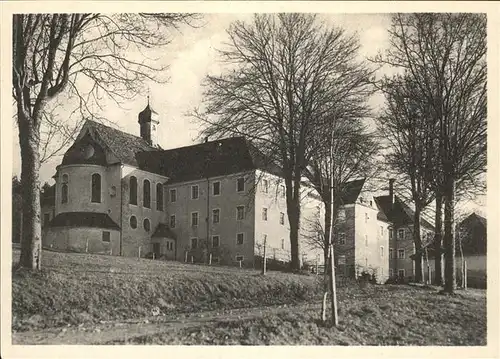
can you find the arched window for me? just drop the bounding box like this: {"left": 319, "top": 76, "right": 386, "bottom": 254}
{"left": 130, "top": 215, "right": 137, "bottom": 229}
{"left": 129, "top": 176, "right": 137, "bottom": 205}
{"left": 156, "top": 183, "right": 163, "bottom": 211}
{"left": 91, "top": 173, "right": 101, "bottom": 203}
{"left": 143, "top": 179, "right": 151, "bottom": 208}
{"left": 144, "top": 218, "right": 151, "bottom": 232}
{"left": 61, "top": 174, "right": 68, "bottom": 204}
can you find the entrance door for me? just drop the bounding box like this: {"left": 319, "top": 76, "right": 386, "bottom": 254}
{"left": 153, "top": 243, "right": 161, "bottom": 259}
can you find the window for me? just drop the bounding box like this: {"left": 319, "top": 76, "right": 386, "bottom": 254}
{"left": 365, "top": 234, "right": 368, "bottom": 246}
{"left": 389, "top": 268, "right": 394, "bottom": 278}
{"left": 170, "top": 189, "right": 177, "bottom": 202}
{"left": 236, "top": 255, "right": 244, "bottom": 262}
{"left": 389, "top": 248, "right": 394, "bottom": 259}
{"left": 279, "top": 212, "right": 285, "bottom": 225}
{"left": 156, "top": 183, "right": 163, "bottom": 211}
{"left": 43, "top": 213, "right": 50, "bottom": 227}
{"left": 281, "top": 238, "right": 285, "bottom": 249}
{"left": 129, "top": 176, "right": 137, "bottom": 205}
{"left": 380, "top": 226, "right": 384, "bottom": 236}
{"left": 280, "top": 185, "right": 286, "bottom": 198}
{"left": 398, "top": 269, "right": 405, "bottom": 278}
{"left": 191, "top": 238, "right": 198, "bottom": 249}
{"left": 262, "top": 207, "right": 268, "bottom": 221}
{"left": 91, "top": 173, "right": 101, "bottom": 203}
{"left": 398, "top": 249, "right": 405, "bottom": 259}
{"left": 170, "top": 214, "right": 176, "bottom": 228}
{"left": 130, "top": 215, "right": 137, "bottom": 229}
{"left": 143, "top": 179, "right": 151, "bottom": 208}
{"left": 338, "top": 255, "right": 346, "bottom": 265}
{"left": 262, "top": 179, "right": 269, "bottom": 193}
{"left": 389, "top": 229, "right": 393, "bottom": 240}
{"left": 338, "top": 232, "right": 346, "bottom": 245}
{"left": 380, "top": 246, "right": 384, "bottom": 258}
{"left": 236, "top": 205, "right": 245, "bottom": 220}
{"left": 144, "top": 218, "right": 151, "bottom": 232}
{"left": 338, "top": 209, "right": 346, "bottom": 221}
{"left": 237, "top": 177, "right": 245, "bottom": 192}
{"left": 398, "top": 229, "right": 405, "bottom": 241}
{"left": 102, "top": 231, "right": 110, "bottom": 242}
{"left": 212, "top": 235, "right": 220, "bottom": 248}
{"left": 237, "top": 233, "right": 244, "bottom": 245}
{"left": 213, "top": 181, "right": 221, "bottom": 196}
{"left": 191, "top": 185, "right": 199, "bottom": 199}
{"left": 212, "top": 209, "right": 220, "bottom": 224}
{"left": 61, "top": 174, "right": 69, "bottom": 204}
{"left": 364, "top": 213, "right": 369, "bottom": 223}
{"left": 191, "top": 212, "right": 199, "bottom": 226}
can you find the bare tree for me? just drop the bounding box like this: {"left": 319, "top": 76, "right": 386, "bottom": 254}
{"left": 377, "top": 74, "right": 436, "bottom": 283}
{"left": 12, "top": 13, "right": 201, "bottom": 270}
{"left": 194, "top": 14, "right": 374, "bottom": 270}
{"left": 375, "top": 13, "right": 486, "bottom": 293}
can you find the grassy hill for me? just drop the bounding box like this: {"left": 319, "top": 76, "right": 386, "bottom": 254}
{"left": 11, "top": 249, "right": 323, "bottom": 331}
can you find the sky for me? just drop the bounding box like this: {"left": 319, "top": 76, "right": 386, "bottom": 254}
{"left": 11, "top": 13, "right": 485, "bottom": 215}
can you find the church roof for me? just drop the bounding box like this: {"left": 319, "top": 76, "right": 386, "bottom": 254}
{"left": 82, "top": 119, "right": 283, "bottom": 183}
{"left": 50, "top": 212, "right": 120, "bottom": 230}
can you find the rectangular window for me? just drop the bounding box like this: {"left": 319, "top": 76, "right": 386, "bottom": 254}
{"left": 380, "top": 246, "right": 384, "bottom": 257}
{"left": 170, "top": 189, "right": 177, "bottom": 202}
{"left": 213, "top": 181, "right": 221, "bottom": 196}
{"left": 338, "top": 255, "right": 346, "bottom": 265}
{"left": 191, "top": 185, "right": 199, "bottom": 200}
{"left": 236, "top": 205, "right": 245, "bottom": 220}
{"left": 262, "top": 179, "right": 269, "bottom": 193}
{"left": 389, "top": 229, "right": 393, "bottom": 240}
{"left": 212, "top": 235, "right": 220, "bottom": 248}
{"left": 398, "top": 229, "right": 405, "bottom": 241}
{"left": 236, "top": 255, "right": 244, "bottom": 262}
{"left": 338, "top": 209, "right": 346, "bottom": 221}
{"left": 398, "top": 249, "right": 405, "bottom": 259}
{"left": 280, "top": 185, "right": 285, "bottom": 198}
{"left": 380, "top": 226, "right": 384, "bottom": 236}
{"left": 279, "top": 212, "right": 285, "bottom": 225}
{"left": 262, "top": 207, "right": 268, "bottom": 221}
{"left": 237, "top": 177, "right": 245, "bottom": 192}
{"left": 389, "top": 248, "right": 393, "bottom": 259}
{"left": 398, "top": 269, "right": 405, "bottom": 278}
{"left": 212, "top": 208, "right": 220, "bottom": 224}
{"left": 389, "top": 268, "right": 394, "bottom": 278}
{"left": 191, "top": 238, "right": 198, "bottom": 249}
{"left": 237, "top": 233, "right": 244, "bottom": 245}
{"left": 281, "top": 238, "right": 285, "bottom": 249}
{"left": 102, "top": 231, "right": 110, "bottom": 242}
{"left": 170, "top": 214, "right": 176, "bottom": 228}
{"left": 365, "top": 213, "right": 369, "bottom": 223}
{"left": 338, "top": 232, "right": 346, "bottom": 245}
{"left": 191, "top": 212, "right": 199, "bottom": 227}
{"left": 43, "top": 213, "right": 50, "bottom": 227}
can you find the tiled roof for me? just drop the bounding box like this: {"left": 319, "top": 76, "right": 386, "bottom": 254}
{"left": 341, "top": 178, "right": 366, "bottom": 204}
{"left": 151, "top": 223, "right": 177, "bottom": 239}
{"left": 85, "top": 120, "right": 157, "bottom": 167}
{"left": 374, "top": 195, "right": 434, "bottom": 230}
{"left": 50, "top": 212, "right": 120, "bottom": 230}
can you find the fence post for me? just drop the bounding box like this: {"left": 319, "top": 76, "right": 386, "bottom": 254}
{"left": 185, "top": 251, "right": 188, "bottom": 263}
{"left": 239, "top": 260, "right": 242, "bottom": 269}
{"left": 153, "top": 252, "right": 155, "bottom": 260}
{"left": 85, "top": 238, "right": 89, "bottom": 253}
{"left": 209, "top": 253, "right": 212, "bottom": 266}
{"left": 191, "top": 255, "right": 194, "bottom": 264}
{"left": 464, "top": 260, "right": 468, "bottom": 289}
{"left": 138, "top": 246, "right": 141, "bottom": 259}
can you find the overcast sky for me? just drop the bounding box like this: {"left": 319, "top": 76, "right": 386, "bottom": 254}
{"left": 10, "top": 13, "right": 486, "bottom": 214}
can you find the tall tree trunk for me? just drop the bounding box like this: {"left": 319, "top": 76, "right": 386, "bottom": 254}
{"left": 433, "top": 193, "right": 443, "bottom": 286}
{"left": 286, "top": 185, "right": 302, "bottom": 271}
{"left": 443, "top": 179, "right": 456, "bottom": 293}
{"left": 18, "top": 114, "right": 42, "bottom": 270}
{"left": 323, "top": 198, "right": 332, "bottom": 268}
{"left": 413, "top": 206, "right": 423, "bottom": 283}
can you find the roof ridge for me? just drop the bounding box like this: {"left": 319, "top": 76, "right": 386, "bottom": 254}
{"left": 159, "top": 135, "right": 247, "bottom": 153}
{"left": 85, "top": 119, "right": 148, "bottom": 143}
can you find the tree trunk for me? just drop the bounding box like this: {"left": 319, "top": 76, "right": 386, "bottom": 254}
{"left": 286, "top": 179, "right": 302, "bottom": 271}
{"left": 323, "top": 200, "right": 332, "bottom": 268}
{"left": 413, "top": 206, "right": 423, "bottom": 283}
{"left": 443, "top": 179, "right": 456, "bottom": 294}
{"left": 433, "top": 194, "right": 443, "bottom": 286}
{"left": 18, "top": 114, "right": 42, "bottom": 270}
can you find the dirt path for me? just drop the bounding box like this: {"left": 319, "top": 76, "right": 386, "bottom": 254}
{"left": 12, "top": 302, "right": 322, "bottom": 345}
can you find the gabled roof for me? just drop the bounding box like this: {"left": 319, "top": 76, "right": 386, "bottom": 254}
{"left": 374, "top": 195, "right": 434, "bottom": 230}
{"left": 152, "top": 223, "right": 177, "bottom": 239}
{"left": 85, "top": 120, "right": 157, "bottom": 167}
{"left": 341, "top": 178, "right": 366, "bottom": 205}
{"left": 50, "top": 212, "right": 120, "bottom": 230}
{"left": 460, "top": 212, "right": 486, "bottom": 228}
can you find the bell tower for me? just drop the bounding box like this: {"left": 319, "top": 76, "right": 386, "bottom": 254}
{"left": 138, "top": 96, "right": 159, "bottom": 147}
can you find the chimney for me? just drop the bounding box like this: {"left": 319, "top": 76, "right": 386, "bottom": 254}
{"left": 389, "top": 178, "right": 395, "bottom": 207}
{"left": 205, "top": 136, "right": 209, "bottom": 143}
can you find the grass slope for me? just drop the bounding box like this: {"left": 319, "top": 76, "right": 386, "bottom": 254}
{"left": 12, "top": 249, "right": 323, "bottom": 331}
{"left": 108, "top": 286, "right": 487, "bottom": 346}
